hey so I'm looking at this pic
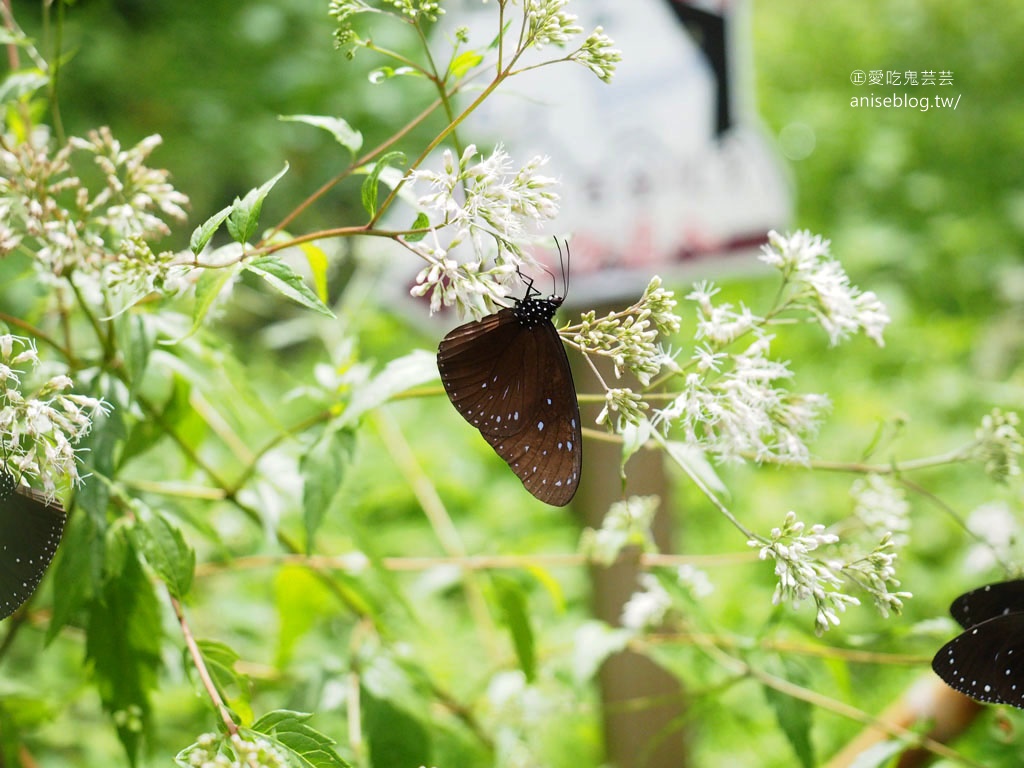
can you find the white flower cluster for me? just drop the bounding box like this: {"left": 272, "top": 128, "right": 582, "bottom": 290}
{"left": 973, "top": 408, "right": 1023, "bottom": 482}
{"left": 0, "top": 335, "right": 108, "bottom": 494}
{"left": 656, "top": 331, "right": 830, "bottom": 464}
{"left": 751, "top": 512, "right": 859, "bottom": 635}
{"left": 408, "top": 144, "right": 559, "bottom": 318}
{"left": 839, "top": 534, "right": 911, "bottom": 619}
{"left": 181, "top": 732, "right": 290, "bottom": 768}
{"left": 752, "top": 511, "right": 911, "bottom": 633}
{"left": 568, "top": 26, "right": 622, "bottom": 84}
{"left": 759, "top": 229, "right": 890, "bottom": 346}
{"left": 571, "top": 276, "right": 681, "bottom": 386}
{"left": 524, "top": 0, "right": 583, "bottom": 49}
{"left": 0, "top": 126, "right": 189, "bottom": 302}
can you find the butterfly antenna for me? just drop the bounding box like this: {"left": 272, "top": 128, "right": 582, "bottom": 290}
{"left": 553, "top": 237, "right": 570, "bottom": 299}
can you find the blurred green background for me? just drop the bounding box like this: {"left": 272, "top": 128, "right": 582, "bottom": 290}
{"left": 4, "top": 0, "right": 1024, "bottom": 765}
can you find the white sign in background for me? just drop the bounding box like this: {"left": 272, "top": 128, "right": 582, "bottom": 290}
{"left": 393, "top": 0, "right": 792, "bottom": 310}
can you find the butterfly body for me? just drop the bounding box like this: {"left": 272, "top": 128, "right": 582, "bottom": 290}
{"left": 932, "top": 580, "right": 1024, "bottom": 708}
{"left": 437, "top": 289, "right": 582, "bottom": 506}
{"left": 0, "top": 473, "right": 66, "bottom": 620}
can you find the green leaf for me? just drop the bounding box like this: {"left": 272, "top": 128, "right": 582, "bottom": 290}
{"left": 664, "top": 439, "right": 727, "bottom": 495}
{"left": 189, "top": 204, "right": 231, "bottom": 255}
{"left": 280, "top": 114, "right": 363, "bottom": 154}
{"left": 762, "top": 657, "right": 815, "bottom": 768}
{"left": 134, "top": 512, "right": 195, "bottom": 599}
{"left": 226, "top": 163, "right": 289, "bottom": 245}
{"left": 164, "top": 258, "right": 244, "bottom": 344}
{"left": 85, "top": 541, "right": 162, "bottom": 766}
{"left": 195, "top": 640, "right": 252, "bottom": 723}
{"left": 361, "top": 691, "right": 432, "bottom": 768}
{"left": 450, "top": 50, "right": 484, "bottom": 79}
{"left": 0, "top": 69, "right": 48, "bottom": 104}
{"left": 492, "top": 576, "right": 536, "bottom": 682}
{"left": 343, "top": 350, "right": 438, "bottom": 426}
{"left": 405, "top": 212, "right": 430, "bottom": 242}
{"left": 47, "top": 513, "right": 104, "bottom": 642}
{"left": 301, "top": 425, "right": 355, "bottom": 552}
{"left": 273, "top": 566, "right": 335, "bottom": 667}
{"left": 250, "top": 710, "right": 352, "bottom": 768}
{"left": 300, "top": 242, "right": 330, "bottom": 303}
{"left": 246, "top": 255, "right": 336, "bottom": 318}
{"left": 360, "top": 150, "right": 405, "bottom": 218}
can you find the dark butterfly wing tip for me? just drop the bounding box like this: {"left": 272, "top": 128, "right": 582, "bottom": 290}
{"left": 0, "top": 480, "right": 66, "bottom": 620}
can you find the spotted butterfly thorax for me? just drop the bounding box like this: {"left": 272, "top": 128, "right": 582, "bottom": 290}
{"left": 932, "top": 580, "right": 1024, "bottom": 708}
{"left": 437, "top": 274, "right": 582, "bottom": 506}
{"left": 0, "top": 472, "right": 66, "bottom": 620}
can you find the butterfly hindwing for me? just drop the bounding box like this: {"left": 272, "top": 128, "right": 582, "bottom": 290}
{"left": 484, "top": 321, "right": 582, "bottom": 506}
{"left": 932, "top": 612, "right": 1024, "bottom": 708}
{"left": 0, "top": 474, "right": 66, "bottom": 620}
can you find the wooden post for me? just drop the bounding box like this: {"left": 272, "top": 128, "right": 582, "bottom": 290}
{"left": 572, "top": 329, "right": 689, "bottom": 768}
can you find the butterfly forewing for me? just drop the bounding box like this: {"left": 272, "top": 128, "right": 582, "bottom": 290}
{"left": 0, "top": 473, "right": 66, "bottom": 620}
{"left": 438, "top": 309, "right": 535, "bottom": 438}
{"left": 437, "top": 293, "right": 583, "bottom": 506}
{"left": 932, "top": 612, "right": 1024, "bottom": 708}
{"left": 949, "top": 579, "right": 1024, "bottom": 629}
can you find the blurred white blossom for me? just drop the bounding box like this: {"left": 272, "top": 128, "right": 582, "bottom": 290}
{"left": 580, "top": 495, "right": 659, "bottom": 565}
{"left": 621, "top": 573, "right": 672, "bottom": 631}
{"left": 851, "top": 474, "right": 910, "bottom": 548}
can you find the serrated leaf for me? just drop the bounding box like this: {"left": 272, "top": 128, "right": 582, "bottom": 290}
{"left": 299, "top": 242, "right": 330, "bottom": 303}
{"left": 301, "top": 426, "right": 355, "bottom": 552}
{"left": 189, "top": 204, "right": 231, "bottom": 255}
{"left": 85, "top": 543, "right": 162, "bottom": 766}
{"left": 246, "top": 255, "right": 335, "bottom": 317}
{"left": 226, "top": 163, "right": 289, "bottom": 245}
{"left": 492, "top": 576, "right": 536, "bottom": 682}
{"left": 360, "top": 150, "right": 405, "bottom": 218}
{"left": 450, "top": 49, "right": 484, "bottom": 79}
{"left": 343, "top": 350, "right": 438, "bottom": 426}
{"left": 620, "top": 418, "right": 652, "bottom": 470}
{"left": 405, "top": 212, "right": 430, "bottom": 242}
{"left": 168, "top": 260, "right": 243, "bottom": 344}
{"left": 280, "top": 114, "right": 363, "bottom": 154}
{"left": 134, "top": 512, "right": 195, "bottom": 599}
{"left": 250, "top": 711, "right": 351, "bottom": 768}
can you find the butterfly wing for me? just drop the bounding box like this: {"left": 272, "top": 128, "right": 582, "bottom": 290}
{"left": 483, "top": 321, "right": 582, "bottom": 506}
{"left": 437, "top": 310, "right": 582, "bottom": 506}
{"left": 0, "top": 475, "right": 66, "bottom": 620}
{"left": 438, "top": 309, "right": 536, "bottom": 438}
{"left": 950, "top": 579, "right": 1024, "bottom": 629}
{"left": 932, "top": 612, "right": 1024, "bottom": 708}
